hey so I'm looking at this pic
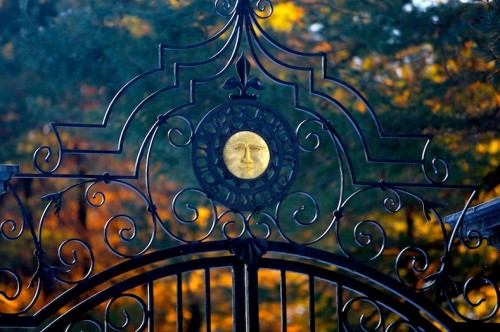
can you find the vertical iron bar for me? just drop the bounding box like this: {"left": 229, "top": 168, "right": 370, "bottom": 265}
{"left": 309, "top": 275, "right": 315, "bottom": 332}
{"left": 147, "top": 282, "right": 154, "bottom": 332}
{"left": 246, "top": 264, "right": 259, "bottom": 332}
{"left": 280, "top": 270, "right": 287, "bottom": 332}
{"left": 177, "top": 273, "right": 183, "bottom": 332}
{"left": 337, "top": 284, "right": 343, "bottom": 332}
{"left": 233, "top": 262, "right": 246, "bottom": 332}
{"left": 205, "top": 268, "right": 211, "bottom": 332}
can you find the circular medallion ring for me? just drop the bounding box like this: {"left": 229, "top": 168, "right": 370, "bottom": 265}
{"left": 192, "top": 100, "right": 299, "bottom": 211}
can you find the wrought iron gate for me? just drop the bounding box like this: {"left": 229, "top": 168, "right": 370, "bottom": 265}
{"left": 1, "top": 0, "right": 499, "bottom": 331}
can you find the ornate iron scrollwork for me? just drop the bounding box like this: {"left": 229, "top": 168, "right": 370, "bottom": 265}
{"left": 0, "top": 0, "right": 498, "bottom": 329}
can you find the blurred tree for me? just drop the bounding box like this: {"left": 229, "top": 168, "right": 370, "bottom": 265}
{"left": 1, "top": 0, "right": 499, "bottom": 328}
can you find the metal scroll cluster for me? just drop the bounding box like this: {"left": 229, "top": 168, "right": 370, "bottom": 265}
{"left": 0, "top": 0, "right": 498, "bottom": 329}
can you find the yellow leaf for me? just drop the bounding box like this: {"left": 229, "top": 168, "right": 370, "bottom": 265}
{"left": 446, "top": 59, "right": 458, "bottom": 73}
{"left": 425, "top": 64, "right": 445, "bottom": 83}
{"left": 265, "top": 2, "right": 304, "bottom": 32}
{"left": 356, "top": 101, "right": 366, "bottom": 113}
{"left": 120, "top": 15, "right": 152, "bottom": 37}
{"left": 362, "top": 58, "right": 373, "bottom": 70}
{"left": 489, "top": 139, "right": 500, "bottom": 154}
{"left": 1, "top": 42, "right": 14, "bottom": 60}
{"left": 394, "top": 90, "right": 410, "bottom": 106}
{"left": 475, "top": 139, "right": 500, "bottom": 155}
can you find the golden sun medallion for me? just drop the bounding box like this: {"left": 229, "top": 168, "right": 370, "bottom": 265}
{"left": 223, "top": 131, "right": 270, "bottom": 179}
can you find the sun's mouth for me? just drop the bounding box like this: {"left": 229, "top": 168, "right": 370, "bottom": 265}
{"left": 239, "top": 164, "right": 255, "bottom": 171}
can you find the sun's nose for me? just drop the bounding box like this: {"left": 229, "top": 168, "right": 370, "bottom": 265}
{"left": 242, "top": 146, "right": 252, "bottom": 164}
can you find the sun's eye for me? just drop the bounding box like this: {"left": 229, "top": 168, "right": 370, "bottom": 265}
{"left": 250, "top": 145, "right": 263, "bottom": 152}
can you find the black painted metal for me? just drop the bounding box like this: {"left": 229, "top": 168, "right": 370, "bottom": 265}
{"left": 1, "top": 0, "right": 499, "bottom": 330}
{"left": 23, "top": 242, "right": 458, "bottom": 331}
{"left": 280, "top": 269, "right": 287, "bottom": 332}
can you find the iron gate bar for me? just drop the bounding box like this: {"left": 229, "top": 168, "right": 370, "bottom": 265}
{"left": 308, "top": 272, "right": 316, "bottom": 332}
{"left": 35, "top": 248, "right": 450, "bottom": 331}
{"left": 280, "top": 269, "right": 287, "bottom": 332}
{"left": 42, "top": 255, "right": 238, "bottom": 331}
{"left": 259, "top": 258, "right": 442, "bottom": 332}
{"left": 337, "top": 284, "right": 344, "bottom": 332}
{"left": 204, "top": 267, "right": 211, "bottom": 332}
{"left": 246, "top": 264, "right": 260, "bottom": 331}
{"left": 0, "top": 241, "right": 230, "bottom": 328}
{"left": 233, "top": 261, "right": 246, "bottom": 332}
{"left": 266, "top": 241, "right": 459, "bottom": 329}
{"left": 1, "top": 240, "right": 461, "bottom": 330}
{"left": 176, "top": 273, "right": 183, "bottom": 332}
{"left": 147, "top": 281, "right": 154, "bottom": 332}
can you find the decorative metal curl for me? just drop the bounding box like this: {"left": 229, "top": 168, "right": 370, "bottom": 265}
{"left": 161, "top": 115, "right": 194, "bottom": 148}
{"left": 448, "top": 276, "right": 500, "bottom": 322}
{"left": 422, "top": 149, "right": 450, "bottom": 184}
{"left": 104, "top": 214, "right": 143, "bottom": 258}
{"left": 342, "top": 296, "right": 384, "bottom": 332}
{"left": 220, "top": 210, "right": 247, "bottom": 239}
{"left": 56, "top": 239, "right": 94, "bottom": 284}
{"left": 0, "top": 218, "right": 24, "bottom": 240}
{"left": 277, "top": 191, "right": 319, "bottom": 227}
{"left": 104, "top": 294, "right": 147, "bottom": 331}
{"left": 247, "top": 210, "right": 275, "bottom": 239}
{"left": 170, "top": 188, "right": 218, "bottom": 242}
{"left": 172, "top": 188, "right": 216, "bottom": 224}
{"left": 33, "top": 145, "right": 62, "bottom": 174}
{"left": 459, "top": 227, "right": 483, "bottom": 249}
{"left": 252, "top": 0, "right": 273, "bottom": 18}
{"left": 272, "top": 191, "right": 325, "bottom": 245}
{"left": 335, "top": 188, "right": 395, "bottom": 262}
{"left": 85, "top": 182, "right": 106, "bottom": 208}
{"left": 353, "top": 220, "right": 386, "bottom": 261}
{"left": 0, "top": 267, "right": 42, "bottom": 315}
{"left": 215, "top": 0, "right": 239, "bottom": 17}
{"left": 395, "top": 246, "right": 431, "bottom": 289}
{"left": 335, "top": 217, "right": 387, "bottom": 263}
{"left": 296, "top": 119, "right": 324, "bottom": 152}
{"left": 0, "top": 269, "right": 21, "bottom": 301}
{"left": 381, "top": 188, "right": 402, "bottom": 214}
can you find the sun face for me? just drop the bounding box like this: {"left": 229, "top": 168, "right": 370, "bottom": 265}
{"left": 223, "top": 131, "right": 270, "bottom": 179}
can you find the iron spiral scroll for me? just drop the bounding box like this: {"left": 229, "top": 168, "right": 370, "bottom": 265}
{"left": 0, "top": 0, "right": 499, "bottom": 329}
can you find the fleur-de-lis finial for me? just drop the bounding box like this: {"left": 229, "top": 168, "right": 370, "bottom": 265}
{"left": 222, "top": 53, "right": 265, "bottom": 100}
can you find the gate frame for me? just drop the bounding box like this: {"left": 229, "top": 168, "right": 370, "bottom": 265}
{"left": 1, "top": 0, "right": 499, "bottom": 330}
